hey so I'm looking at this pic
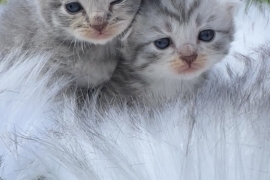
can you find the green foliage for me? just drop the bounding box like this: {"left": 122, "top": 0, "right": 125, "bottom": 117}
{"left": 250, "top": 0, "right": 270, "bottom": 3}
{"left": 0, "top": 0, "right": 7, "bottom": 4}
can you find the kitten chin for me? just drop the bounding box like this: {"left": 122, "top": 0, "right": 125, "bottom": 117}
{"left": 100, "top": 0, "right": 241, "bottom": 102}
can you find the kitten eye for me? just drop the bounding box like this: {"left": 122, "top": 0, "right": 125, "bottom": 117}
{"left": 198, "top": 30, "right": 215, "bottom": 42}
{"left": 110, "top": 0, "right": 124, "bottom": 6}
{"left": 154, "top": 38, "right": 171, "bottom": 50}
{"left": 65, "top": 2, "right": 83, "bottom": 14}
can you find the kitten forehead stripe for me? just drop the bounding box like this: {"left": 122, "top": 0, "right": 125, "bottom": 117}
{"left": 163, "top": 0, "right": 201, "bottom": 23}
{"left": 186, "top": 0, "right": 201, "bottom": 22}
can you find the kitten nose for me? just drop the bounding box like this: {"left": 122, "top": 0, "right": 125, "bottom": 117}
{"left": 181, "top": 54, "right": 198, "bottom": 65}
{"left": 90, "top": 11, "right": 108, "bottom": 31}
{"left": 92, "top": 23, "right": 108, "bottom": 32}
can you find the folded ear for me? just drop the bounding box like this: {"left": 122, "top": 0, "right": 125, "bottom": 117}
{"left": 223, "top": 0, "right": 243, "bottom": 14}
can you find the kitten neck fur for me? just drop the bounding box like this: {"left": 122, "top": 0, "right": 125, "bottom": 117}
{"left": 101, "top": 0, "right": 242, "bottom": 102}
{"left": 0, "top": 0, "right": 141, "bottom": 88}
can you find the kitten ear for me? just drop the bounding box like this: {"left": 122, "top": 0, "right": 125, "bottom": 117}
{"left": 224, "top": 0, "right": 243, "bottom": 14}
{"left": 120, "top": 27, "right": 133, "bottom": 42}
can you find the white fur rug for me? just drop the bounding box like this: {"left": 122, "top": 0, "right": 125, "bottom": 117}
{"left": 1, "top": 2, "right": 270, "bottom": 180}
{"left": 0, "top": 5, "right": 4, "bottom": 15}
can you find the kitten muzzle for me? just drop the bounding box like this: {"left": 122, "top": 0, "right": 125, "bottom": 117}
{"left": 178, "top": 44, "right": 198, "bottom": 65}
{"left": 91, "top": 23, "right": 108, "bottom": 32}
{"left": 90, "top": 11, "right": 108, "bottom": 26}
{"left": 180, "top": 54, "right": 198, "bottom": 66}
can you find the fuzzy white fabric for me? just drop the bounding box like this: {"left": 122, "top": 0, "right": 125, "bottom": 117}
{"left": 0, "top": 5, "right": 5, "bottom": 14}
{"left": 1, "top": 2, "right": 270, "bottom": 180}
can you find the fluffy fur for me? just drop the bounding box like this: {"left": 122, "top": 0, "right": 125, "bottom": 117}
{"left": 1, "top": 1, "right": 270, "bottom": 180}
{"left": 0, "top": 0, "right": 141, "bottom": 87}
{"left": 0, "top": 5, "right": 4, "bottom": 14}
{"left": 1, "top": 45, "right": 270, "bottom": 180}
{"left": 100, "top": 0, "right": 241, "bottom": 101}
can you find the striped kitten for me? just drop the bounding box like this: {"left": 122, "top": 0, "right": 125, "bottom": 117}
{"left": 101, "top": 0, "right": 241, "bottom": 101}
{"left": 0, "top": 0, "right": 141, "bottom": 87}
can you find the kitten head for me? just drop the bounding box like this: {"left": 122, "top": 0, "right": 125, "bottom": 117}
{"left": 35, "top": 0, "right": 141, "bottom": 44}
{"left": 123, "top": 0, "right": 241, "bottom": 82}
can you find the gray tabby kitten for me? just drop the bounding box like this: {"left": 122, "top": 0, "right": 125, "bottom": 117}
{"left": 0, "top": 0, "right": 141, "bottom": 87}
{"left": 101, "top": 0, "right": 241, "bottom": 102}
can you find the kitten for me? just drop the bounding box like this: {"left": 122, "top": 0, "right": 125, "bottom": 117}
{"left": 100, "top": 0, "right": 241, "bottom": 102}
{"left": 0, "top": 0, "right": 141, "bottom": 87}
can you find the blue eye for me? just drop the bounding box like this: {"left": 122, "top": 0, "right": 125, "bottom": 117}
{"left": 65, "top": 2, "right": 83, "bottom": 14}
{"left": 198, "top": 30, "right": 215, "bottom": 42}
{"left": 154, "top": 38, "right": 171, "bottom": 49}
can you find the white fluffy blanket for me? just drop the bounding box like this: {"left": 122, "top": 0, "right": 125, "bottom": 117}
{"left": 0, "top": 3, "right": 270, "bottom": 180}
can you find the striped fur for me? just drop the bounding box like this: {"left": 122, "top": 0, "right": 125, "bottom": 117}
{"left": 0, "top": 0, "right": 141, "bottom": 88}
{"left": 99, "top": 0, "right": 242, "bottom": 104}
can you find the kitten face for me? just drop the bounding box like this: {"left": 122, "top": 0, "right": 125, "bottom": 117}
{"left": 124, "top": 0, "right": 240, "bottom": 81}
{"left": 36, "top": 0, "right": 141, "bottom": 44}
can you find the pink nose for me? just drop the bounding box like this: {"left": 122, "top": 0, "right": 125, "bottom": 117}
{"left": 92, "top": 23, "right": 107, "bottom": 32}
{"left": 180, "top": 54, "right": 198, "bottom": 65}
